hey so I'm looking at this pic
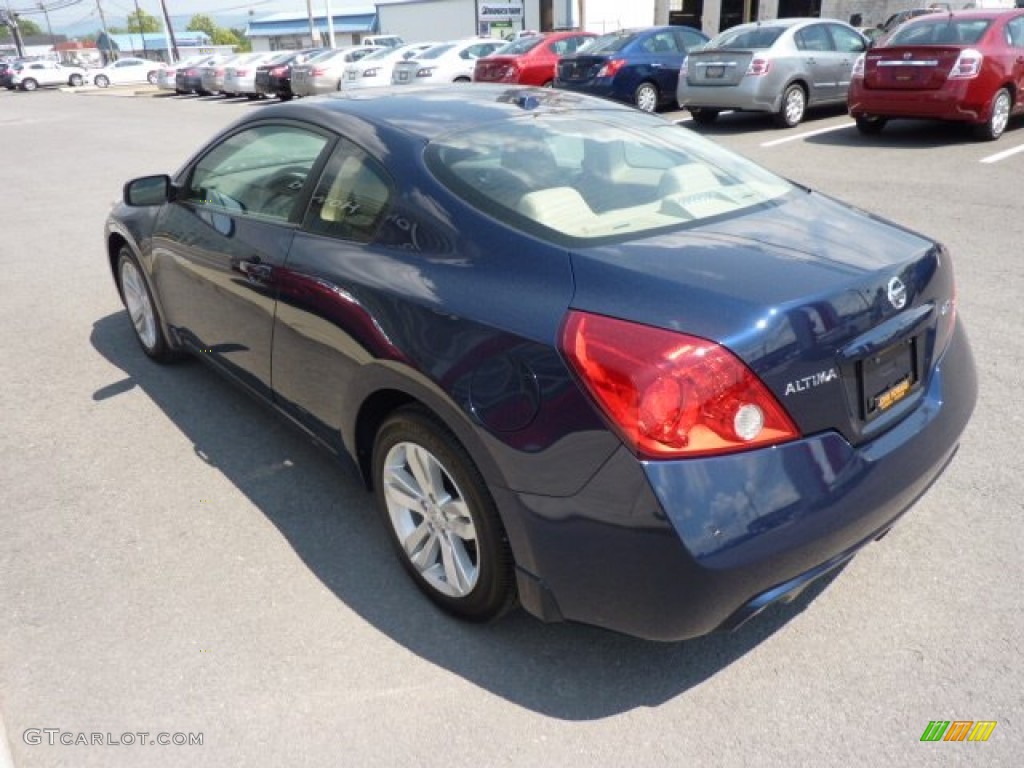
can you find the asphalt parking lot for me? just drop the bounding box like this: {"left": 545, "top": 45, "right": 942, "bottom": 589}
{"left": 0, "top": 86, "right": 1021, "bottom": 768}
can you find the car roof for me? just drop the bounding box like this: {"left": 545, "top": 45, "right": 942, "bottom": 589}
{"left": 245, "top": 84, "right": 637, "bottom": 143}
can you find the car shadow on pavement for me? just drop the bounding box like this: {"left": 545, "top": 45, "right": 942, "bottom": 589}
{"left": 91, "top": 310, "right": 844, "bottom": 721}
{"left": 801, "top": 118, "right": 1021, "bottom": 149}
{"left": 683, "top": 104, "right": 850, "bottom": 136}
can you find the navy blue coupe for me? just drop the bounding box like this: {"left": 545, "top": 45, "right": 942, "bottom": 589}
{"left": 106, "top": 85, "right": 976, "bottom": 641}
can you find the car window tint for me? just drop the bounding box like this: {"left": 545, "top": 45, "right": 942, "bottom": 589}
{"left": 710, "top": 26, "right": 785, "bottom": 49}
{"left": 674, "top": 28, "right": 708, "bottom": 51}
{"left": 828, "top": 24, "right": 866, "bottom": 53}
{"left": 305, "top": 141, "right": 392, "bottom": 243}
{"left": 427, "top": 114, "right": 792, "bottom": 245}
{"left": 1006, "top": 17, "right": 1024, "bottom": 47}
{"left": 795, "top": 25, "right": 834, "bottom": 52}
{"left": 186, "top": 125, "right": 329, "bottom": 222}
{"left": 643, "top": 32, "right": 679, "bottom": 54}
{"left": 890, "top": 19, "right": 992, "bottom": 45}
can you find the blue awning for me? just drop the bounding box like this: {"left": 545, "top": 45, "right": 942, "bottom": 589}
{"left": 247, "top": 14, "right": 377, "bottom": 38}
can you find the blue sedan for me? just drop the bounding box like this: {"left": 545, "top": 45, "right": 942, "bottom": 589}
{"left": 105, "top": 85, "right": 976, "bottom": 641}
{"left": 555, "top": 25, "right": 709, "bottom": 111}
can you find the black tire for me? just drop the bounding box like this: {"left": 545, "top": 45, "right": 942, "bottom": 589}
{"left": 774, "top": 83, "right": 807, "bottom": 127}
{"left": 147, "top": 71, "right": 158, "bottom": 85}
{"left": 689, "top": 107, "right": 720, "bottom": 125}
{"left": 634, "top": 81, "right": 659, "bottom": 113}
{"left": 454, "top": 76, "right": 471, "bottom": 83}
{"left": 974, "top": 88, "right": 1011, "bottom": 142}
{"left": 246, "top": 93, "right": 260, "bottom": 100}
{"left": 69, "top": 74, "right": 83, "bottom": 87}
{"left": 20, "top": 78, "right": 37, "bottom": 92}
{"left": 116, "top": 247, "right": 179, "bottom": 363}
{"left": 541, "top": 79, "right": 554, "bottom": 88}
{"left": 855, "top": 115, "right": 887, "bottom": 135}
{"left": 372, "top": 406, "right": 515, "bottom": 621}
{"left": 94, "top": 74, "right": 109, "bottom": 88}
{"left": 278, "top": 92, "right": 293, "bottom": 101}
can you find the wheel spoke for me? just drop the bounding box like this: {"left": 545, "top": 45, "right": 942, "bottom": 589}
{"left": 441, "top": 498, "right": 476, "bottom": 541}
{"left": 440, "top": 532, "right": 475, "bottom": 595}
{"left": 406, "top": 444, "right": 441, "bottom": 500}
{"left": 402, "top": 519, "right": 432, "bottom": 558}
{"left": 408, "top": 528, "right": 440, "bottom": 570}
{"left": 384, "top": 466, "right": 423, "bottom": 511}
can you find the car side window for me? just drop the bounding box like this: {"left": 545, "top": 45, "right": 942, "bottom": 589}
{"left": 186, "top": 124, "right": 330, "bottom": 222}
{"left": 828, "top": 25, "right": 867, "bottom": 53}
{"left": 643, "top": 31, "right": 679, "bottom": 54}
{"left": 304, "top": 141, "right": 392, "bottom": 243}
{"left": 1007, "top": 17, "right": 1024, "bottom": 48}
{"left": 795, "top": 25, "right": 835, "bottom": 53}
{"left": 674, "top": 28, "right": 707, "bottom": 51}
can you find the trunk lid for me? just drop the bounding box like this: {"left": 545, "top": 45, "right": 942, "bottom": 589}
{"left": 475, "top": 56, "right": 517, "bottom": 81}
{"left": 863, "top": 46, "right": 961, "bottom": 90}
{"left": 557, "top": 55, "right": 611, "bottom": 84}
{"left": 684, "top": 50, "right": 754, "bottom": 87}
{"left": 567, "top": 192, "right": 955, "bottom": 445}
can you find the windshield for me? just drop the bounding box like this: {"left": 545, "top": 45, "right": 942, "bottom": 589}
{"left": 888, "top": 18, "right": 992, "bottom": 45}
{"left": 707, "top": 26, "right": 786, "bottom": 50}
{"left": 426, "top": 112, "right": 792, "bottom": 245}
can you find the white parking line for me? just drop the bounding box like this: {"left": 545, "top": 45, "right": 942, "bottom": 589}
{"left": 760, "top": 122, "right": 853, "bottom": 147}
{"left": 980, "top": 143, "right": 1024, "bottom": 164}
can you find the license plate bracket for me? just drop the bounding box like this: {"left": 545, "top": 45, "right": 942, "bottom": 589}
{"left": 859, "top": 337, "right": 919, "bottom": 420}
{"left": 706, "top": 65, "right": 725, "bottom": 79}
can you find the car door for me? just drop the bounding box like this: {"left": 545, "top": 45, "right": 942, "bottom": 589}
{"left": 1007, "top": 15, "right": 1024, "bottom": 113}
{"left": 113, "top": 59, "right": 144, "bottom": 84}
{"left": 793, "top": 23, "right": 840, "bottom": 103}
{"left": 150, "top": 122, "right": 332, "bottom": 397}
{"left": 827, "top": 24, "right": 868, "bottom": 100}
{"left": 270, "top": 138, "right": 396, "bottom": 444}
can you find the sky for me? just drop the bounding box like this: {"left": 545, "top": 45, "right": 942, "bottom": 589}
{"left": 10, "top": 0, "right": 371, "bottom": 37}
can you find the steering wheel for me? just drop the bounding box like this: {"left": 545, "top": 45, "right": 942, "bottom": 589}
{"left": 259, "top": 167, "right": 308, "bottom": 218}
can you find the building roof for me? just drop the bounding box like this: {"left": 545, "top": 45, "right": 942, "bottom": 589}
{"left": 97, "top": 31, "right": 212, "bottom": 52}
{"left": 246, "top": 13, "right": 377, "bottom": 38}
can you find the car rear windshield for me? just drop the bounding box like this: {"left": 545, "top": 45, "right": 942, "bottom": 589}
{"left": 419, "top": 44, "right": 456, "bottom": 60}
{"left": 707, "top": 26, "right": 786, "bottom": 50}
{"left": 889, "top": 18, "right": 992, "bottom": 45}
{"left": 584, "top": 31, "right": 638, "bottom": 54}
{"left": 501, "top": 36, "right": 546, "bottom": 55}
{"left": 426, "top": 112, "right": 792, "bottom": 245}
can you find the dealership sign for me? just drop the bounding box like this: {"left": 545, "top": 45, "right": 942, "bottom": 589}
{"left": 479, "top": 2, "right": 523, "bottom": 21}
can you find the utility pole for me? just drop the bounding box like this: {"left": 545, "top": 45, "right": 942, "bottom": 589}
{"left": 158, "top": 0, "right": 179, "bottom": 61}
{"left": 305, "top": 0, "right": 319, "bottom": 46}
{"left": 2, "top": 3, "right": 26, "bottom": 57}
{"left": 96, "top": 0, "right": 113, "bottom": 63}
{"left": 38, "top": 1, "right": 56, "bottom": 56}
{"left": 324, "top": 0, "right": 335, "bottom": 47}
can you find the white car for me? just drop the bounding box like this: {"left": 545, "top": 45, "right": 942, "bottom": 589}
{"left": 90, "top": 57, "right": 164, "bottom": 88}
{"left": 10, "top": 60, "right": 88, "bottom": 91}
{"left": 391, "top": 39, "right": 507, "bottom": 85}
{"left": 340, "top": 42, "right": 439, "bottom": 90}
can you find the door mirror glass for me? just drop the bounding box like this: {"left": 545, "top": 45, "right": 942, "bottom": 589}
{"left": 124, "top": 175, "right": 172, "bottom": 207}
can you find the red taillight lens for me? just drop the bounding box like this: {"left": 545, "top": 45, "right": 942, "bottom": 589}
{"left": 745, "top": 58, "right": 771, "bottom": 77}
{"left": 187, "top": 68, "right": 198, "bottom": 76}
{"left": 271, "top": 67, "right": 287, "bottom": 76}
{"left": 562, "top": 311, "right": 800, "bottom": 458}
{"left": 948, "top": 48, "right": 982, "bottom": 79}
{"left": 596, "top": 59, "right": 625, "bottom": 78}
{"left": 312, "top": 67, "right": 327, "bottom": 76}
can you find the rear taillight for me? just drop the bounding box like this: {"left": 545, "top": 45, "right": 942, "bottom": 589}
{"left": 562, "top": 311, "right": 800, "bottom": 459}
{"left": 187, "top": 68, "right": 198, "bottom": 76}
{"left": 271, "top": 67, "right": 287, "bottom": 76}
{"left": 235, "top": 69, "right": 248, "bottom": 76}
{"left": 948, "top": 48, "right": 982, "bottom": 79}
{"left": 851, "top": 54, "right": 865, "bottom": 79}
{"left": 312, "top": 68, "right": 327, "bottom": 76}
{"left": 596, "top": 59, "right": 625, "bottom": 78}
{"left": 501, "top": 64, "right": 519, "bottom": 82}
{"left": 745, "top": 58, "right": 771, "bottom": 77}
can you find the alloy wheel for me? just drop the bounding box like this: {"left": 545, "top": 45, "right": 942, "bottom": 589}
{"left": 120, "top": 258, "right": 158, "bottom": 351}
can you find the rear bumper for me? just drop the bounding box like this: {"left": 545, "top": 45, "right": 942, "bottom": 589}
{"left": 677, "top": 77, "right": 782, "bottom": 113}
{"left": 848, "top": 80, "right": 989, "bottom": 122}
{"left": 506, "top": 321, "right": 976, "bottom": 641}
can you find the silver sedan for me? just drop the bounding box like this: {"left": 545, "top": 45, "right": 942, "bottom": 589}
{"left": 677, "top": 18, "right": 869, "bottom": 127}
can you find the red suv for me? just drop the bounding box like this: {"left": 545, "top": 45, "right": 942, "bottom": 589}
{"left": 848, "top": 10, "right": 1024, "bottom": 140}
{"left": 473, "top": 31, "right": 595, "bottom": 87}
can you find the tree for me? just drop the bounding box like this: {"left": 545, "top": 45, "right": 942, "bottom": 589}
{"left": 186, "top": 14, "right": 217, "bottom": 38}
{"left": 211, "top": 28, "right": 239, "bottom": 46}
{"left": 0, "top": 17, "right": 41, "bottom": 40}
{"left": 126, "top": 9, "right": 162, "bottom": 34}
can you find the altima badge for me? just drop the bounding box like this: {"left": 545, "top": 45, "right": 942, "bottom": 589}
{"left": 887, "top": 277, "right": 907, "bottom": 310}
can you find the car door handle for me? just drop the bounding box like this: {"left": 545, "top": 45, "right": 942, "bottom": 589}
{"left": 237, "top": 258, "right": 273, "bottom": 283}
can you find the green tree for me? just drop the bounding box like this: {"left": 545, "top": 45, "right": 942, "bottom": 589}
{"left": 126, "top": 9, "right": 162, "bottom": 34}
{"left": 186, "top": 14, "right": 217, "bottom": 38}
{"left": 0, "top": 17, "right": 42, "bottom": 40}
{"left": 211, "top": 28, "right": 239, "bottom": 46}
{"left": 230, "top": 29, "right": 251, "bottom": 53}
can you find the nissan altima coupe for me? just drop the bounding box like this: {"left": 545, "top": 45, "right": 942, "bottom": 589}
{"left": 105, "top": 86, "right": 976, "bottom": 641}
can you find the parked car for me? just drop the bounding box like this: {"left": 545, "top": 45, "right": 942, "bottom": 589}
{"left": 105, "top": 85, "right": 976, "bottom": 641}
{"left": 156, "top": 56, "right": 205, "bottom": 92}
{"left": 175, "top": 55, "right": 226, "bottom": 95}
{"left": 291, "top": 46, "right": 381, "bottom": 96}
{"left": 340, "top": 42, "right": 439, "bottom": 90}
{"left": 10, "top": 60, "right": 87, "bottom": 91}
{"left": 90, "top": 56, "right": 163, "bottom": 88}
{"left": 473, "top": 30, "right": 596, "bottom": 87}
{"left": 391, "top": 39, "right": 506, "bottom": 85}
{"left": 0, "top": 59, "right": 21, "bottom": 89}
{"left": 678, "top": 19, "right": 870, "bottom": 127}
{"left": 223, "top": 52, "right": 282, "bottom": 100}
{"left": 254, "top": 48, "right": 326, "bottom": 100}
{"left": 880, "top": 7, "right": 945, "bottom": 35}
{"left": 362, "top": 35, "right": 404, "bottom": 48}
{"left": 849, "top": 9, "right": 1024, "bottom": 140}
{"left": 199, "top": 54, "right": 251, "bottom": 96}
{"left": 555, "top": 25, "right": 709, "bottom": 111}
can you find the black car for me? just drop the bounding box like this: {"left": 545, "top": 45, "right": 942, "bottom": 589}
{"left": 175, "top": 55, "right": 221, "bottom": 95}
{"left": 253, "top": 48, "right": 325, "bottom": 101}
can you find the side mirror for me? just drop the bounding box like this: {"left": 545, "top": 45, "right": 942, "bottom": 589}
{"left": 124, "top": 175, "right": 174, "bottom": 206}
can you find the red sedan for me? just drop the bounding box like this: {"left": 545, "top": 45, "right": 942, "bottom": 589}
{"left": 848, "top": 10, "right": 1024, "bottom": 140}
{"left": 473, "top": 30, "right": 595, "bottom": 87}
